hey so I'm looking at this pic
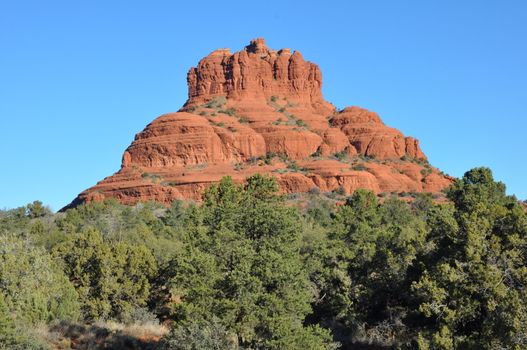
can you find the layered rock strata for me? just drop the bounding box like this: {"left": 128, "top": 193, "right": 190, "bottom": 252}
{"left": 67, "top": 38, "right": 452, "bottom": 207}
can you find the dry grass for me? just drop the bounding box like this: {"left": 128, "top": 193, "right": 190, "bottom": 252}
{"left": 38, "top": 320, "right": 168, "bottom": 350}
{"left": 96, "top": 320, "right": 168, "bottom": 339}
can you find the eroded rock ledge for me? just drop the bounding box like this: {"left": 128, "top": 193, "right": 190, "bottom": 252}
{"left": 67, "top": 38, "right": 452, "bottom": 208}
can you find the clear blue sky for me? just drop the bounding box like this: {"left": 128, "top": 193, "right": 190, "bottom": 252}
{"left": 1, "top": 1, "right": 526, "bottom": 211}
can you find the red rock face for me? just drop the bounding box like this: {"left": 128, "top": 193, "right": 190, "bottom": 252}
{"left": 66, "top": 38, "right": 453, "bottom": 208}
{"left": 184, "top": 38, "right": 333, "bottom": 114}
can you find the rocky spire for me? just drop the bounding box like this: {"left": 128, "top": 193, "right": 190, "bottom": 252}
{"left": 184, "top": 39, "right": 333, "bottom": 114}
{"left": 245, "top": 37, "right": 268, "bottom": 54}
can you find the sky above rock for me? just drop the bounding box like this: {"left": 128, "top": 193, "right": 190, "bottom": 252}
{"left": 1, "top": 0, "right": 526, "bottom": 210}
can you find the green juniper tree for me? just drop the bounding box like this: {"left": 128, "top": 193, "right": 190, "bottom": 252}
{"left": 0, "top": 235, "right": 80, "bottom": 324}
{"left": 161, "top": 175, "right": 337, "bottom": 349}
{"left": 412, "top": 168, "right": 527, "bottom": 349}
{"left": 54, "top": 228, "right": 158, "bottom": 320}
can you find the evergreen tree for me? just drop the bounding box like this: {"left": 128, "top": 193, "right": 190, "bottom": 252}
{"left": 0, "top": 293, "right": 17, "bottom": 349}
{"left": 412, "top": 168, "right": 527, "bottom": 349}
{"left": 165, "top": 174, "right": 337, "bottom": 349}
{"left": 54, "top": 228, "right": 158, "bottom": 320}
{"left": 0, "top": 235, "right": 80, "bottom": 324}
{"left": 0, "top": 293, "right": 50, "bottom": 350}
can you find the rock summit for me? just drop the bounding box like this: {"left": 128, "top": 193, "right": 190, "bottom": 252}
{"left": 67, "top": 38, "right": 452, "bottom": 208}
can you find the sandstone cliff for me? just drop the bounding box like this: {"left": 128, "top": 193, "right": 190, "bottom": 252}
{"left": 67, "top": 38, "right": 452, "bottom": 208}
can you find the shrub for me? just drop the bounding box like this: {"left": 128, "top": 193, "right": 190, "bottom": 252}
{"left": 158, "top": 318, "right": 238, "bottom": 350}
{"left": 1, "top": 292, "right": 53, "bottom": 349}
{"left": 120, "top": 306, "right": 159, "bottom": 326}
{"left": 219, "top": 108, "right": 236, "bottom": 116}
{"left": 352, "top": 164, "right": 367, "bottom": 171}
{"left": 54, "top": 229, "right": 157, "bottom": 320}
{"left": 26, "top": 201, "right": 52, "bottom": 218}
{"left": 309, "top": 187, "right": 321, "bottom": 195}
{"left": 0, "top": 293, "right": 18, "bottom": 348}
{"left": 311, "top": 147, "right": 322, "bottom": 157}
{"left": 420, "top": 165, "right": 433, "bottom": 178}
{"left": 287, "top": 193, "right": 301, "bottom": 200}
{"left": 400, "top": 155, "right": 429, "bottom": 167}
{"left": 333, "top": 151, "right": 347, "bottom": 161}
{"left": 238, "top": 116, "right": 250, "bottom": 124}
{"left": 262, "top": 152, "right": 276, "bottom": 165}
{"left": 204, "top": 96, "right": 226, "bottom": 109}
{"left": 0, "top": 235, "right": 80, "bottom": 324}
{"left": 360, "top": 154, "right": 376, "bottom": 161}
{"left": 142, "top": 172, "right": 161, "bottom": 182}
{"left": 296, "top": 119, "right": 307, "bottom": 127}
{"left": 334, "top": 186, "right": 346, "bottom": 195}
{"left": 287, "top": 161, "right": 301, "bottom": 172}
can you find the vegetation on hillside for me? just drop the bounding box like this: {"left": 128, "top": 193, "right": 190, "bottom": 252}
{"left": 1, "top": 168, "right": 526, "bottom": 349}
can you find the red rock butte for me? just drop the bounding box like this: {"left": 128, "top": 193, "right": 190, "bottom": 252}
{"left": 66, "top": 38, "right": 453, "bottom": 208}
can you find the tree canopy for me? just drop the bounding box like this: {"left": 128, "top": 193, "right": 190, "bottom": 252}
{"left": 2, "top": 167, "right": 527, "bottom": 349}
